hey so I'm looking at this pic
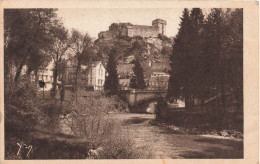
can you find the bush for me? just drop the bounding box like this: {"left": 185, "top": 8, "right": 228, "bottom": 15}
{"left": 99, "top": 130, "right": 148, "bottom": 159}
{"left": 155, "top": 97, "right": 167, "bottom": 120}
{"left": 158, "top": 34, "right": 172, "bottom": 43}
{"left": 68, "top": 94, "right": 128, "bottom": 138}
{"left": 63, "top": 93, "right": 150, "bottom": 159}
{"left": 4, "top": 76, "right": 41, "bottom": 132}
{"left": 117, "top": 35, "right": 132, "bottom": 42}
{"left": 4, "top": 75, "right": 67, "bottom": 159}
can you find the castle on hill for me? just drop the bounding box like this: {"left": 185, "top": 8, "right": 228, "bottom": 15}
{"left": 98, "top": 19, "right": 167, "bottom": 39}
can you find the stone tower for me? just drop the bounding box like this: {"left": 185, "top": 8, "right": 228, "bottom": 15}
{"left": 152, "top": 19, "right": 167, "bottom": 35}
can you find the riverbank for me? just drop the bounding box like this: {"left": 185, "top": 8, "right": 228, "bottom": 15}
{"left": 150, "top": 119, "right": 243, "bottom": 140}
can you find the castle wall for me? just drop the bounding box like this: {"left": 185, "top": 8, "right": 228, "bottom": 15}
{"left": 98, "top": 31, "right": 116, "bottom": 40}
{"left": 127, "top": 25, "right": 159, "bottom": 38}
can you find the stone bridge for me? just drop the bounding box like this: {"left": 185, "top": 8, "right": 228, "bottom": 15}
{"left": 119, "top": 89, "right": 167, "bottom": 112}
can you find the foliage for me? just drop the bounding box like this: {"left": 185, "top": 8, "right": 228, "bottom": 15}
{"left": 99, "top": 129, "right": 151, "bottom": 159}
{"left": 59, "top": 61, "right": 67, "bottom": 104}
{"left": 129, "top": 40, "right": 147, "bottom": 57}
{"left": 167, "top": 8, "right": 243, "bottom": 113}
{"left": 48, "top": 23, "right": 70, "bottom": 97}
{"left": 168, "top": 8, "right": 191, "bottom": 99}
{"left": 69, "top": 29, "right": 95, "bottom": 100}
{"left": 4, "top": 76, "right": 41, "bottom": 132}
{"left": 109, "top": 23, "right": 119, "bottom": 31}
{"left": 130, "top": 58, "right": 146, "bottom": 89}
{"left": 155, "top": 97, "right": 167, "bottom": 120}
{"left": 104, "top": 48, "right": 119, "bottom": 95}
{"left": 4, "top": 9, "right": 59, "bottom": 82}
{"left": 62, "top": 93, "right": 147, "bottom": 159}
{"left": 158, "top": 33, "right": 172, "bottom": 43}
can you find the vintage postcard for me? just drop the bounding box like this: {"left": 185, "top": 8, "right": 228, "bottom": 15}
{"left": 0, "top": 0, "right": 259, "bottom": 164}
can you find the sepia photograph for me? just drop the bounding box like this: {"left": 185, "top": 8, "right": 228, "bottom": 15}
{"left": 0, "top": 1, "right": 258, "bottom": 163}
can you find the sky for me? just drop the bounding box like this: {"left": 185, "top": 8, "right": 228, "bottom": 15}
{"left": 57, "top": 8, "right": 185, "bottom": 39}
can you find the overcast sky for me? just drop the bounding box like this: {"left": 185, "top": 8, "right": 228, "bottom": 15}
{"left": 57, "top": 8, "right": 185, "bottom": 39}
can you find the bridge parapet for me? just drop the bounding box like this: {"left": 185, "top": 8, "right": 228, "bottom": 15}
{"left": 119, "top": 89, "right": 167, "bottom": 107}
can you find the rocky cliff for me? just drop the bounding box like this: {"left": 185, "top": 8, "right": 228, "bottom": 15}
{"left": 94, "top": 34, "right": 173, "bottom": 72}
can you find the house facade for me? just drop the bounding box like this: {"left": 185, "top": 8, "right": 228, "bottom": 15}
{"left": 148, "top": 72, "right": 170, "bottom": 90}
{"left": 29, "top": 62, "right": 55, "bottom": 91}
{"left": 119, "top": 78, "right": 130, "bottom": 90}
{"left": 37, "top": 67, "right": 54, "bottom": 91}
{"left": 66, "top": 61, "right": 106, "bottom": 91}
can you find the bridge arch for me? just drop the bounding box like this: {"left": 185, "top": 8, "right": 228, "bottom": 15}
{"left": 119, "top": 89, "right": 167, "bottom": 113}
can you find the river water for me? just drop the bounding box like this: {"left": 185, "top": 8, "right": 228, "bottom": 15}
{"left": 114, "top": 113, "right": 243, "bottom": 159}
{"left": 57, "top": 112, "right": 243, "bottom": 159}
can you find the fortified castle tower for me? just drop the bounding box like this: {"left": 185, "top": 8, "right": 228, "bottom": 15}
{"left": 152, "top": 19, "right": 167, "bottom": 35}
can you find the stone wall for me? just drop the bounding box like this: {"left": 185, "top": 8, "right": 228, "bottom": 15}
{"left": 98, "top": 31, "right": 116, "bottom": 40}
{"left": 127, "top": 25, "right": 159, "bottom": 38}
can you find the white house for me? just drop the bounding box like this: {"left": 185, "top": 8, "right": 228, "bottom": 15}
{"left": 66, "top": 61, "right": 106, "bottom": 91}
{"left": 36, "top": 62, "right": 55, "bottom": 91}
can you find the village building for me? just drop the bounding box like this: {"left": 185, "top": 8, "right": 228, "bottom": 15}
{"left": 117, "top": 61, "right": 170, "bottom": 91}
{"left": 147, "top": 72, "right": 170, "bottom": 90}
{"left": 98, "top": 19, "right": 167, "bottom": 40}
{"left": 37, "top": 65, "right": 55, "bottom": 91}
{"left": 66, "top": 61, "right": 106, "bottom": 91}
{"left": 119, "top": 78, "right": 131, "bottom": 90}
{"left": 25, "top": 61, "right": 55, "bottom": 91}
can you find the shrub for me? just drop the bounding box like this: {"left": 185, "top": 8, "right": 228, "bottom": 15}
{"left": 99, "top": 130, "right": 147, "bottom": 159}
{"left": 65, "top": 93, "right": 150, "bottom": 159}
{"left": 4, "top": 76, "right": 41, "bottom": 132}
{"left": 158, "top": 34, "right": 172, "bottom": 43}
{"left": 155, "top": 97, "right": 167, "bottom": 120}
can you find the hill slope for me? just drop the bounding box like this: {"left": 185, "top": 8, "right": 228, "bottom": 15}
{"left": 94, "top": 34, "right": 173, "bottom": 77}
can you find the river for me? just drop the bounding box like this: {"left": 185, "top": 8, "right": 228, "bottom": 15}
{"left": 114, "top": 113, "right": 243, "bottom": 159}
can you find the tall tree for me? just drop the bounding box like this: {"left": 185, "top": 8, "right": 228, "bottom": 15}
{"left": 130, "top": 57, "right": 146, "bottom": 89}
{"left": 57, "top": 61, "right": 67, "bottom": 109}
{"left": 4, "top": 9, "right": 58, "bottom": 82}
{"left": 204, "top": 8, "right": 243, "bottom": 113}
{"left": 70, "top": 29, "right": 93, "bottom": 99}
{"left": 167, "top": 8, "right": 192, "bottom": 108}
{"left": 48, "top": 24, "right": 70, "bottom": 97}
{"left": 189, "top": 8, "right": 205, "bottom": 108}
{"left": 205, "top": 8, "right": 223, "bottom": 113}
{"left": 104, "top": 48, "right": 119, "bottom": 95}
{"left": 229, "top": 9, "right": 243, "bottom": 111}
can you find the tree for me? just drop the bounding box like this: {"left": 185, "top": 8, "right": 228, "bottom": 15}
{"left": 70, "top": 29, "right": 94, "bottom": 100}
{"left": 204, "top": 8, "right": 224, "bottom": 113}
{"left": 4, "top": 9, "right": 58, "bottom": 82}
{"left": 167, "top": 8, "right": 243, "bottom": 126}
{"left": 188, "top": 8, "right": 205, "bottom": 109}
{"left": 128, "top": 40, "right": 147, "bottom": 57}
{"left": 58, "top": 61, "right": 67, "bottom": 109}
{"left": 228, "top": 9, "right": 243, "bottom": 111}
{"left": 167, "top": 8, "right": 192, "bottom": 108}
{"left": 104, "top": 48, "right": 119, "bottom": 95}
{"left": 205, "top": 9, "right": 243, "bottom": 112}
{"left": 48, "top": 23, "right": 70, "bottom": 97}
{"left": 130, "top": 57, "right": 146, "bottom": 89}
